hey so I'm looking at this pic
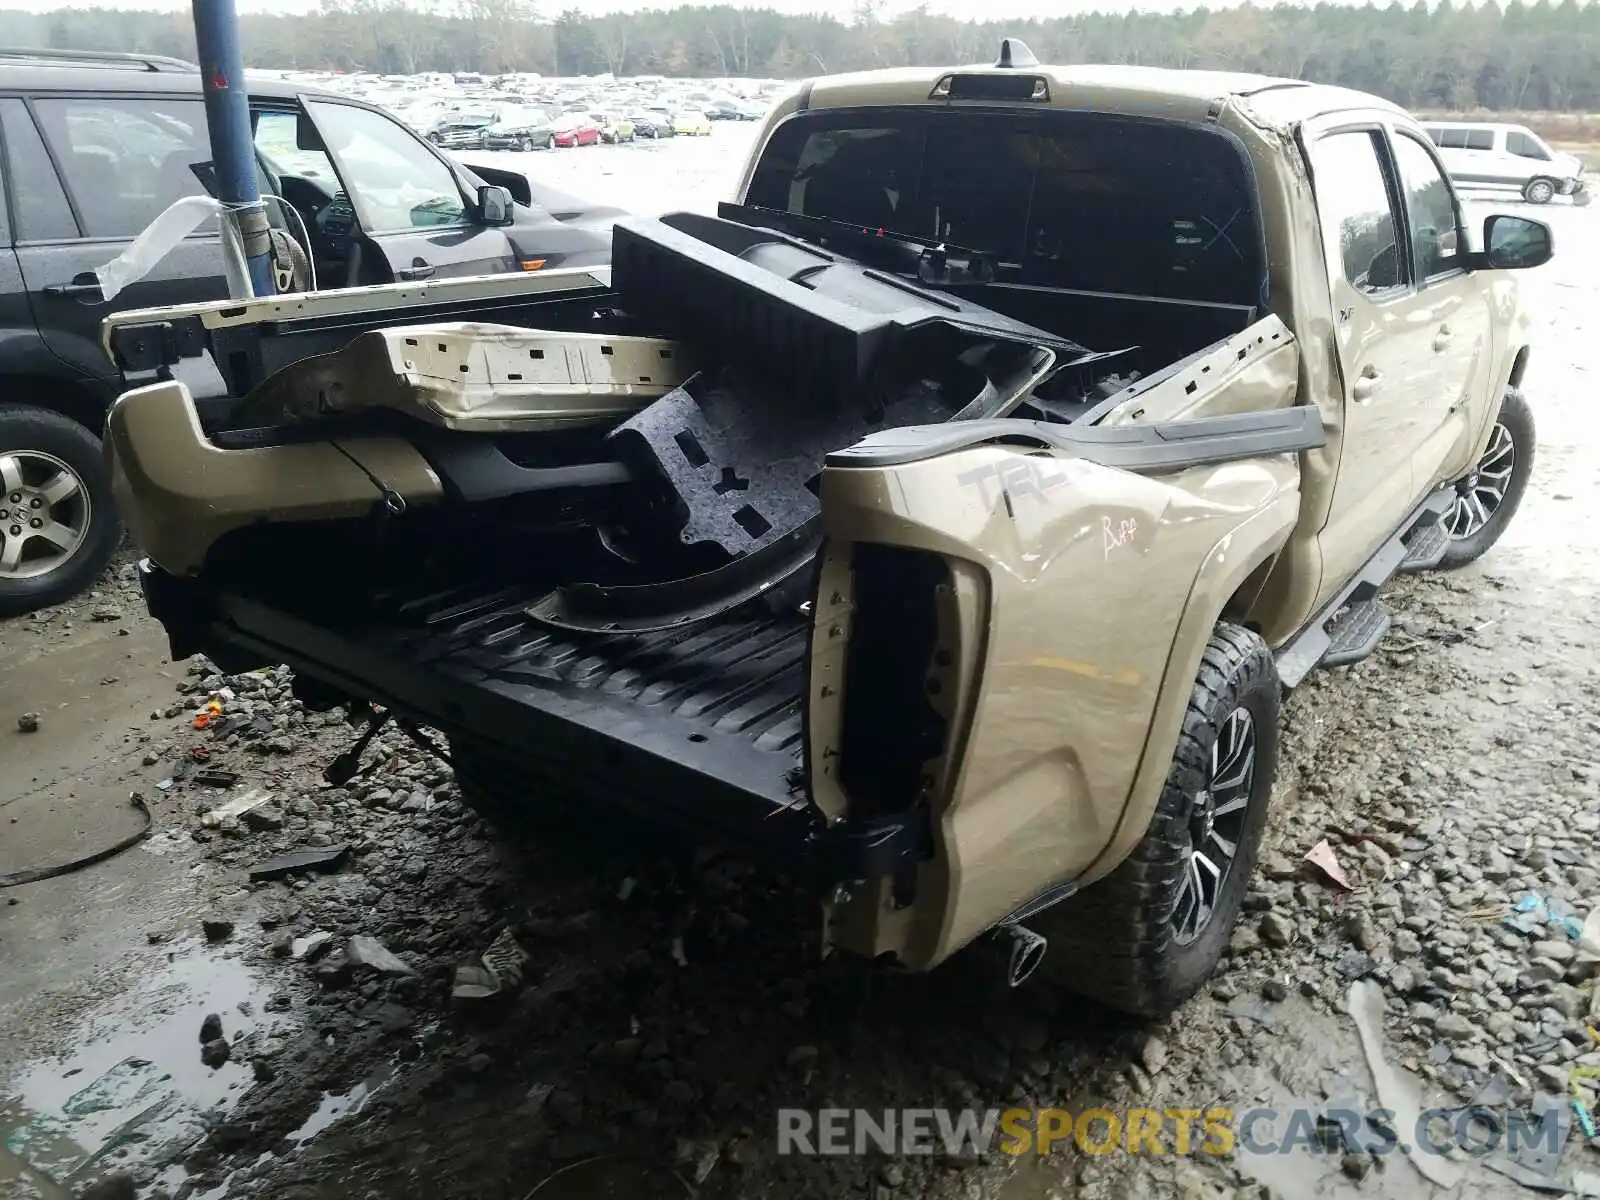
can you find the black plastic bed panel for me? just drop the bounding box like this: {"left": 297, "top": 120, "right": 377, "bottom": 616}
{"left": 211, "top": 579, "right": 817, "bottom": 832}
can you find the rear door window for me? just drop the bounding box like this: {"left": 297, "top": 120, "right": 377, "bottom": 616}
{"left": 746, "top": 108, "right": 1263, "bottom": 304}
{"left": 1465, "top": 129, "right": 1494, "bottom": 151}
{"left": 30, "top": 97, "right": 213, "bottom": 238}
{"left": 0, "top": 99, "right": 76, "bottom": 241}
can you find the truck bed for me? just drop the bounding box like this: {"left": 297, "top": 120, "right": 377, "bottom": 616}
{"left": 145, "top": 560, "right": 926, "bottom": 878}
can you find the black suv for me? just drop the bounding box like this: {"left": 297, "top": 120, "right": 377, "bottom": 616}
{"left": 0, "top": 48, "right": 617, "bottom": 616}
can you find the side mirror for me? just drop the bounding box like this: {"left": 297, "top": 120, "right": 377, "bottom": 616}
{"left": 477, "top": 184, "right": 515, "bottom": 227}
{"left": 1481, "top": 213, "right": 1552, "bottom": 270}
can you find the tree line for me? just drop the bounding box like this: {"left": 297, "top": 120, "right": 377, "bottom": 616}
{"left": 0, "top": 0, "right": 1596, "bottom": 113}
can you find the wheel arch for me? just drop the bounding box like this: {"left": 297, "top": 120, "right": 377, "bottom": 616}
{"left": 0, "top": 372, "right": 113, "bottom": 437}
{"left": 1072, "top": 491, "right": 1299, "bottom": 890}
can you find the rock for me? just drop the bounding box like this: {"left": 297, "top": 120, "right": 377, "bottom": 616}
{"left": 199, "top": 1013, "right": 223, "bottom": 1043}
{"left": 240, "top": 806, "right": 285, "bottom": 832}
{"left": 313, "top": 954, "right": 353, "bottom": 989}
{"left": 1346, "top": 911, "right": 1381, "bottom": 951}
{"left": 291, "top": 930, "right": 333, "bottom": 960}
{"left": 399, "top": 856, "right": 428, "bottom": 882}
{"left": 78, "top": 1174, "right": 137, "bottom": 1200}
{"left": 201, "top": 917, "right": 235, "bottom": 943}
{"left": 346, "top": 935, "right": 416, "bottom": 976}
{"left": 90, "top": 607, "right": 122, "bottom": 622}
{"left": 1139, "top": 1034, "right": 1169, "bottom": 1075}
{"left": 200, "top": 1037, "right": 231, "bottom": 1068}
{"left": 16, "top": 712, "right": 40, "bottom": 733}
{"left": 1388, "top": 966, "right": 1417, "bottom": 996}
{"left": 1547, "top": 984, "right": 1588, "bottom": 1020}
{"left": 1434, "top": 1013, "right": 1476, "bottom": 1041}
{"left": 879, "top": 1161, "right": 908, "bottom": 1188}
{"left": 1261, "top": 979, "right": 1289, "bottom": 1002}
{"left": 1453, "top": 1045, "right": 1491, "bottom": 1072}
{"left": 1531, "top": 940, "right": 1576, "bottom": 964}
{"left": 1394, "top": 929, "right": 1423, "bottom": 957}
{"left": 547, "top": 1089, "right": 583, "bottom": 1126}
{"left": 1340, "top": 1152, "right": 1372, "bottom": 1181}
{"left": 1259, "top": 912, "right": 1295, "bottom": 948}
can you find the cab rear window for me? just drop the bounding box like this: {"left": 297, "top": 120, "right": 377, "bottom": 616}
{"left": 745, "top": 106, "right": 1265, "bottom": 306}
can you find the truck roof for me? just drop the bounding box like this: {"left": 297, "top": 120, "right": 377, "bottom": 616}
{"left": 798, "top": 58, "right": 1407, "bottom": 130}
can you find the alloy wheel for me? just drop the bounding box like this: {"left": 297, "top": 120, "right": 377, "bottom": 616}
{"left": 0, "top": 450, "right": 91, "bottom": 580}
{"left": 1445, "top": 421, "right": 1515, "bottom": 540}
{"left": 1171, "top": 707, "right": 1256, "bottom": 946}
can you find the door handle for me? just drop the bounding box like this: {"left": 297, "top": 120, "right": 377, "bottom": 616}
{"left": 1351, "top": 365, "right": 1383, "bottom": 402}
{"left": 43, "top": 278, "right": 105, "bottom": 304}
{"left": 397, "top": 262, "right": 435, "bottom": 281}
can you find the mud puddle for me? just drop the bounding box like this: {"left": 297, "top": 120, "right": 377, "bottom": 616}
{"left": 0, "top": 943, "right": 277, "bottom": 1197}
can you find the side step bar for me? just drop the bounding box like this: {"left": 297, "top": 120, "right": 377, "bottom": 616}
{"left": 1275, "top": 489, "right": 1455, "bottom": 689}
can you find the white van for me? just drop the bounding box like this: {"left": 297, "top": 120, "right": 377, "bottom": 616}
{"left": 1420, "top": 121, "right": 1587, "bottom": 205}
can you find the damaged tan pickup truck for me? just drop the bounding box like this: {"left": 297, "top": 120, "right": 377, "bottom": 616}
{"left": 101, "top": 44, "right": 1552, "bottom": 1016}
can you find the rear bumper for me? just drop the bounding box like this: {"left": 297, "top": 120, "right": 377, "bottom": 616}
{"left": 136, "top": 560, "right": 924, "bottom": 884}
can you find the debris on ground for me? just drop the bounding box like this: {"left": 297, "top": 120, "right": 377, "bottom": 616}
{"left": 247, "top": 843, "right": 348, "bottom": 882}
{"left": 16, "top": 711, "right": 39, "bottom": 733}
{"left": 200, "top": 917, "right": 235, "bottom": 943}
{"left": 1303, "top": 838, "right": 1356, "bottom": 891}
{"left": 199, "top": 788, "right": 272, "bottom": 829}
{"left": 200, "top": 1037, "right": 231, "bottom": 1068}
{"left": 346, "top": 935, "right": 415, "bottom": 976}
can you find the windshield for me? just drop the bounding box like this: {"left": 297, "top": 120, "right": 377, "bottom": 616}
{"left": 745, "top": 107, "right": 1264, "bottom": 305}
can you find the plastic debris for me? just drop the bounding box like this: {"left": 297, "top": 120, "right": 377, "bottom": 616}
{"left": 1304, "top": 839, "right": 1356, "bottom": 891}
{"left": 199, "top": 788, "right": 272, "bottom": 829}
{"left": 248, "top": 844, "right": 349, "bottom": 882}
{"left": 1505, "top": 892, "right": 1586, "bottom": 939}
{"left": 451, "top": 928, "right": 530, "bottom": 1001}
{"left": 192, "top": 697, "right": 224, "bottom": 729}
{"left": 193, "top": 768, "right": 240, "bottom": 789}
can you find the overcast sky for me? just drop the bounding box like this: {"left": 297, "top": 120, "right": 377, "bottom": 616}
{"left": 0, "top": 0, "right": 1340, "bottom": 22}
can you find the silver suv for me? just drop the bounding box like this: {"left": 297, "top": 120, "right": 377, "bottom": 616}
{"left": 1421, "top": 120, "right": 1588, "bottom": 205}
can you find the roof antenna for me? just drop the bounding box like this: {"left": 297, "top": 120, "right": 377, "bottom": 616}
{"left": 995, "top": 38, "right": 1039, "bottom": 69}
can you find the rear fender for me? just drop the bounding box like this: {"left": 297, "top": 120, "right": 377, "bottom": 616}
{"left": 814, "top": 425, "right": 1306, "bottom": 970}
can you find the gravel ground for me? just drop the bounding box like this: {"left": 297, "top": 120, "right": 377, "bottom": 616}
{"left": 1, "top": 139, "right": 1596, "bottom": 1200}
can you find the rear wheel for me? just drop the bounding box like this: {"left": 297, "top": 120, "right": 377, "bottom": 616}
{"left": 1523, "top": 177, "right": 1556, "bottom": 205}
{"left": 1034, "top": 623, "right": 1279, "bottom": 1016}
{"left": 1437, "top": 388, "right": 1534, "bottom": 569}
{"left": 0, "top": 404, "right": 121, "bottom": 617}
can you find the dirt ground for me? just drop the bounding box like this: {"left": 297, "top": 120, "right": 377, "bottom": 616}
{"left": 1, "top": 145, "right": 1597, "bottom": 1200}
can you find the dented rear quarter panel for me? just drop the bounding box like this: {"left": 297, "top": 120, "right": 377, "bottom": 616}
{"left": 818, "top": 444, "right": 1301, "bottom": 969}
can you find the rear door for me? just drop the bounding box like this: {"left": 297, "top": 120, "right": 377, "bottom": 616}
{"left": 301, "top": 97, "right": 516, "bottom": 283}
{"left": 1302, "top": 123, "right": 1437, "bottom": 594}
{"left": 2, "top": 93, "right": 227, "bottom": 382}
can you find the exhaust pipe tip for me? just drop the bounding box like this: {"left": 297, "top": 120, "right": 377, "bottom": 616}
{"left": 997, "top": 923, "right": 1047, "bottom": 987}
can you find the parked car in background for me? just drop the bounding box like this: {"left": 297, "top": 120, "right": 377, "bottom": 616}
{"left": 628, "top": 111, "right": 673, "bottom": 139}
{"left": 1421, "top": 121, "right": 1587, "bottom": 205}
{"left": 705, "top": 99, "right": 742, "bottom": 120}
{"left": 551, "top": 112, "right": 600, "bottom": 147}
{"left": 0, "top": 49, "right": 614, "bottom": 616}
{"left": 592, "top": 112, "right": 634, "bottom": 143}
{"left": 426, "top": 109, "right": 498, "bottom": 149}
{"left": 482, "top": 105, "right": 552, "bottom": 151}
{"left": 673, "top": 109, "right": 713, "bottom": 136}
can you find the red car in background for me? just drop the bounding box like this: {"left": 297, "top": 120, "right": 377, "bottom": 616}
{"left": 551, "top": 112, "right": 601, "bottom": 147}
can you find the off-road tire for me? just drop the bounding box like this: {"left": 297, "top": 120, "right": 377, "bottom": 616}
{"left": 0, "top": 404, "right": 121, "bottom": 618}
{"left": 1523, "top": 177, "right": 1556, "bottom": 205}
{"left": 1034, "top": 623, "right": 1279, "bottom": 1017}
{"left": 1437, "top": 389, "right": 1534, "bottom": 570}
